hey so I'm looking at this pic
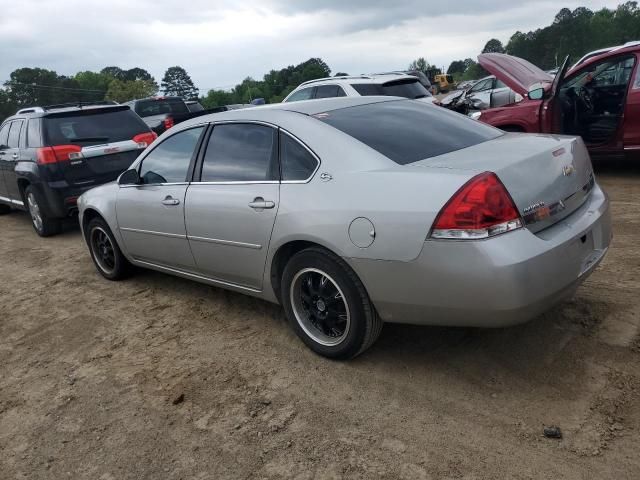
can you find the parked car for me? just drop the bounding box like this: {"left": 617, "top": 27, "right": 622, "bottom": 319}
{"left": 440, "top": 75, "right": 521, "bottom": 114}
{"left": 184, "top": 100, "right": 205, "bottom": 113}
{"left": 0, "top": 102, "right": 155, "bottom": 236}
{"left": 125, "top": 96, "right": 211, "bottom": 136}
{"left": 283, "top": 73, "right": 436, "bottom": 104}
{"left": 475, "top": 46, "right": 640, "bottom": 160}
{"left": 78, "top": 96, "right": 611, "bottom": 359}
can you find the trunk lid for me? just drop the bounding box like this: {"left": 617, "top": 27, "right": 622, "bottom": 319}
{"left": 478, "top": 53, "right": 553, "bottom": 96}
{"left": 415, "top": 133, "right": 595, "bottom": 233}
{"left": 43, "top": 107, "right": 151, "bottom": 186}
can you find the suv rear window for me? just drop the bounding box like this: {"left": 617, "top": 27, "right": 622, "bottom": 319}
{"left": 44, "top": 108, "right": 149, "bottom": 147}
{"left": 134, "top": 99, "right": 189, "bottom": 117}
{"left": 315, "top": 100, "right": 501, "bottom": 165}
{"left": 351, "top": 79, "right": 432, "bottom": 99}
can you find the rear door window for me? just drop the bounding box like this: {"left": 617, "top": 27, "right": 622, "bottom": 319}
{"left": 351, "top": 79, "right": 431, "bottom": 99}
{"left": 7, "top": 120, "right": 23, "bottom": 148}
{"left": 44, "top": 109, "right": 149, "bottom": 147}
{"left": 315, "top": 85, "right": 346, "bottom": 99}
{"left": 285, "top": 87, "right": 315, "bottom": 102}
{"left": 315, "top": 100, "right": 501, "bottom": 165}
{"left": 139, "top": 127, "right": 204, "bottom": 184}
{"left": 134, "top": 99, "right": 189, "bottom": 117}
{"left": 280, "top": 131, "right": 319, "bottom": 181}
{"left": 200, "top": 124, "right": 277, "bottom": 182}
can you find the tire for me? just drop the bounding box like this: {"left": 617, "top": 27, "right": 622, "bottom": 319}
{"left": 0, "top": 203, "right": 11, "bottom": 215}
{"left": 86, "top": 217, "right": 132, "bottom": 280}
{"left": 25, "top": 185, "right": 61, "bottom": 237}
{"left": 281, "top": 247, "right": 383, "bottom": 359}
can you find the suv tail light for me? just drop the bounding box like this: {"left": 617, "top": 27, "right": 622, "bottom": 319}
{"left": 36, "top": 145, "right": 83, "bottom": 165}
{"left": 163, "top": 116, "right": 174, "bottom": 130}
{"left": 133, "top": 132, "right": 157, "bottom": 148}
{"left": 430, "top": 172, "right": 522, "bottom": 239}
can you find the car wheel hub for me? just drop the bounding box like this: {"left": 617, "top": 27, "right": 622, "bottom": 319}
{"left": 290, "top": 268, "right": 350, "bottom": 347}
{"left": 91, "top": 227, "right": 116, "bottom": 274}
{"left": 27, "top": 193, "right": 43, "bottom": 232}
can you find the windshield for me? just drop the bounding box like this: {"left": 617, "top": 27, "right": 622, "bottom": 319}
{"left": 351, "top": 79, "right": 432, "bottom": 99}
{"left": 44, "top": 109, "right": 149, "bottom": 146}
{"left": 315, "top": 100, "right": 501, "bottom": 165}
{"left": 134, "top": 99, "right": 189, "bottom": 117}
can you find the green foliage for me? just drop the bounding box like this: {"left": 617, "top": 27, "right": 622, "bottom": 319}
{"left": 161, "top": 66, "right": 199, "bottom": 99}
{"left": 505, "top": 2, "right": 640, "bottom": 69}
{"left": 482, "top": 39, "right": 505, "bottom": 54}
{"left": 408, "top": 57, "right": 431, "bottom": 72}
{"left": 200, "top": 57, "right": 331, "bottom": 108}
{"left": 105, "top": 79, "right": 158, "bottom": 103}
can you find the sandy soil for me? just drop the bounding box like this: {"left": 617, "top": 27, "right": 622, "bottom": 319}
{"left": 1, "top": 167, "right": 639, "bottom": 479}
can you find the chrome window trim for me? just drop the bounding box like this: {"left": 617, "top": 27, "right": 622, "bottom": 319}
{"left": 119, "top": 182, "right": 189, "bottom": 188}
{"left": 119, "top": 227, "right": 187, "bottom": 239}
{"left": 189, "top": 181, "right": 280, "bottom": 186}
{"left": 187, "top": 235, "right": 262, "bottom": 250}
{"left": 279, "top": 129, "right": 321, "bottom": 184}
{"left": 0, "top": 195, "right": 23, "bottom": 206}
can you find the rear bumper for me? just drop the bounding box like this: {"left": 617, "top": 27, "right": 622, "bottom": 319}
{"left": 40, "top": 182, "right": 101, "bottom": 218}
{"left": 348, "top": 183, "right": 612, "bottom": 327}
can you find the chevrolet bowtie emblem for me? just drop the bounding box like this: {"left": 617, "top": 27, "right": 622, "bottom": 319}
{"left": 562, "top": 164, "right": 575, "bottom": 176}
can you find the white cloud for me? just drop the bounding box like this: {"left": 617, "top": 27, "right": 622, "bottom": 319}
{"left": 0, "top": 0, "right": 624, "bottom": 91}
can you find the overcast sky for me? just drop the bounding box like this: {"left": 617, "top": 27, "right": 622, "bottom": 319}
{"left": 0, "top": 0, "right": 624, "bottom": 92}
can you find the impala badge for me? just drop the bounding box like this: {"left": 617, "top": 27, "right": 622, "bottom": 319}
{"left": 320, "top": 172, "right": 333, "bottom": 182}
{"left": 562, "top": 164, "right": 575, "bottom": 176}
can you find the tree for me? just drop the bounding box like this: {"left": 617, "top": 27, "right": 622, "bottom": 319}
{"left": 100, "top": 66, "right": 127, "bottom": 81}
{"left": 408, "top": 57, "right": 431, "bottom": 72}
{"left": 482, "top": 39, "right": 505, "bottom": 54}
{"left": 105, "top": 79, "right": 157, "bottom": 103}
{"left": 161, "top": 66, "right": 199, "bottom": 99}
{"left": 447, "top": 60, "right": 466, "bottom": 76}
{"left": 74, "top": 71, "right": 112, "bottom": 95}
{"left": 3, "top": 68, "right": 84, "bottom": 107}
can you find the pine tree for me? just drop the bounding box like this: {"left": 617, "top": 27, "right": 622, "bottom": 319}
{"left": 161, "top": 66, "right": 199, "bottom": 99}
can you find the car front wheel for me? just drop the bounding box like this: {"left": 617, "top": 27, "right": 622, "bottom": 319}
{"left": 281, "top": 247, "right": 382, "bottom": 359}
{"left": 87, "top": 217, "right": 132, "bottom": 280}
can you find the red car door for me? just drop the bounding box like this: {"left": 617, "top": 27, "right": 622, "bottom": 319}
{"left": 623, "top": 52, "right": 640, "bottom": 154}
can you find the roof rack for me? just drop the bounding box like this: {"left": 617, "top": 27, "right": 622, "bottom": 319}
{"left": 16, "top": 107, "right": 45, "bottom": 115}
{"left": 41, "top": 100, "right": 119, "bottom": 110}
{"left": 299, "top": 75, "right": 372, "bottom": 87}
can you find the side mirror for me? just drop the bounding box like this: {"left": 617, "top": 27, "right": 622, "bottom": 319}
{"left": 118, "top": 169, "right": 141, "bottom": 185}
{"left": 528, "top": 87, "right": 545, "bottom": 100}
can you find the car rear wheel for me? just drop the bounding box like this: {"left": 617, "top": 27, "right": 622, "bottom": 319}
{"left": 281, "top": 247, "right": 382, "bottom": 359}
{"left": 25, "top": 186, "right": 61, "bottom": 237}
{"left": 87, "top": 217, "right": 132, "bottom": 280}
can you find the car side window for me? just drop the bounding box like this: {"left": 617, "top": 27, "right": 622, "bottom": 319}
{"left": 7, "top": 120, "right": 23, "bottom": 148}
{"left": 0, "top": 123, "right": 10, "bottom": 147}
{"left": 201, "top": 123, "right": 277, "bottom": 182}
{"left": 315, "top": 85, "right": 346, "bottom": 99}
{"left": 470, "top": 79, "right": 492, "bottom": 93}
{"left": 139, "top": 126, "right": 204, "bottom": 184}
{"left": 280, "top": 131, "right": 319, "bottom": 181}
{"left": 286, "top": 87, "right": 314, "bottom": 102}
{"left": 26, "top": 119, "right": 42, "bottom": 148}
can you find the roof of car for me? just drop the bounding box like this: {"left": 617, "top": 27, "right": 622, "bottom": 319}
{"left": 298, "top": 73, "right": 417, "bottom": 88}
{"left": 4, "top": 103, "right": 127, "bottom": 121}
{"left": 177, "top": 96, "right": 403, "bottom": 129}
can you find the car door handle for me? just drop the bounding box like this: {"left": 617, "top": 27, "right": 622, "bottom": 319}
{"left": 12, "top": 153, "right": 18, "bottom": 160}
{"left": 162, "top": 196, "right": 180, "bottom": 206}
{"left": 248, "top": 197, "right": 275, "bottom": 210}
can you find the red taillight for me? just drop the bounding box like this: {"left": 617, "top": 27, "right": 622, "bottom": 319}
{"left": 36, "top": 145, "right": 83, "bottom": 165}
{"left": 430, "top": 172, "right": 522, "bottom": 240}
{"left": 133, "top": 132, "right": 157, "bottom": 148}
{"left": 163, "top": 116, "right": 174, "bottom": 130}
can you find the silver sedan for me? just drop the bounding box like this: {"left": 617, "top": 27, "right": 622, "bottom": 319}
{"left": 78, "top": 96, "right": 611, "bottom": 359}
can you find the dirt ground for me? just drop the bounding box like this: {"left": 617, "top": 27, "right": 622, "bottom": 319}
{"left": 1, "top": 166, "right": 639, "bottom": 480}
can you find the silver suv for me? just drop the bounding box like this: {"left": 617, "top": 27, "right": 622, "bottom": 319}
{"left": 283, "top": 73, "right": 435, "bottom": 104}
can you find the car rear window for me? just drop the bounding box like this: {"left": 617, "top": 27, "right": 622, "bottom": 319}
{"left": 44, "top": 108, "right": 150, "bottom": 147}
{"left": 134, "top": 99, "right": 189, "bottom": 117}
{"left": 351, "top": 79, "right": 432, "bottom": 99}
{"left": 315, "top": 100, "right": 502, "bottom": 165}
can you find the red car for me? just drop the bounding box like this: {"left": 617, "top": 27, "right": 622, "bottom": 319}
{"left": 476, "top": 45, "right": 640, "bottom": 160}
